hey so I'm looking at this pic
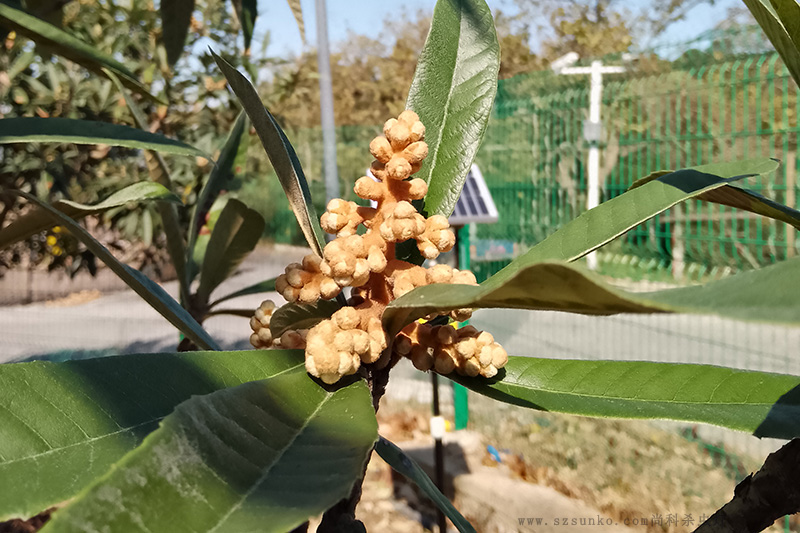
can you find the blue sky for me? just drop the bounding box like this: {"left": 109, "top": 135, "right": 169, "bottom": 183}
{"left": 252, "top": 0, "right": 742, "bottom": 59}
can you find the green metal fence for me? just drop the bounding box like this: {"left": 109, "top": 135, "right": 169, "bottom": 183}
{"left": 472, "top": 52, "right": 799, "bottom": 283}
{"left": 270, "top": 51, "right": 798, "bottom": 285}
{"left": 253, "top": 50, "right": 800, "bottom": 462}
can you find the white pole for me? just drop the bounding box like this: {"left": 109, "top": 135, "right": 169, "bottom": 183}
{"left": 586, "top": 60, "right": 603, "bottom": 270}
{"left": 555, "top": 59, "right": 625, "bottom": 271}
{"left": 315, "top": 0, "right": 339, "bottom": 205}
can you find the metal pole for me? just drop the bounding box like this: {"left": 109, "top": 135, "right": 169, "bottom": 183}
{"left": 453, "top": 226, "right": 469, "bottom": 430}
{"left": 556, "top": 59, "right": 625, "bottom": 271}
{"left": 430, "top": 372, "right": 447, "bottom": 533}
{"left": 586, "top": 60, "right": 602, "bottom": 270}
{"left": 315, "top": 0, "right": 339, "bottom": 204}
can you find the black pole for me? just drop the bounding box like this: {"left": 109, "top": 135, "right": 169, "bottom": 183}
{"left": 431, "top": 372, "right": 447, "bottom": 532}
{"left": 429, "top": 225, "right": 465, "bottom": 532}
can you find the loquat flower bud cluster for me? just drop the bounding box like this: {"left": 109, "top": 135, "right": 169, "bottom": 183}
{"left": 250, "top": 110, "right": 508, "bottom": 384}
{"left": 394, "top": 322, "right": 508, "bottom": 378}
{"left": 249, "top": 300, "right": 308, "bottom": 350}
{"left": 305, "top": 307, "right": 388, "bottom": 384}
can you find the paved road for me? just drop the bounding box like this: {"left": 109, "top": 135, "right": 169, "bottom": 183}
{"left": 471, "top": 309, "right": 800, "bottom": 376}
{"left": 0, "top": 244, "right": 306, "bottom": 362}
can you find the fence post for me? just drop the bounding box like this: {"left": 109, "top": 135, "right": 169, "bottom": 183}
{"left": 672, "top": 204, "right": 685, "bottom": 280}
{"left": 453, "top": 225, "right": 471, "bottom": 430}
{"left": 787, "top": 150, "right": 796, "bottom": 257}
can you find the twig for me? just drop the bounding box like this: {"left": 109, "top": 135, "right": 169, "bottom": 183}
{"left": 317, "top": 356, "right": 399, "bottom": 532}
{"left": 694, "top": 438, "right": 800, "bottom": 533}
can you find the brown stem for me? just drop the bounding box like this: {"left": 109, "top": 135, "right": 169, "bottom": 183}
{"left": 317, "top": 354, "right": 399, "bottom": 531}
{"left": 0, "top": 507, "right": 55, "bottom": 533}
{"left": 694, "top": 438, "right": 800, "bottom": 533}
{"left": 176, "top": 295, "right": 207, "bottom": 352}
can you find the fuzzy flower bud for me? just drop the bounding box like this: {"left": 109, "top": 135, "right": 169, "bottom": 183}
{"left": 250, "top": 300, "right": 277, "bottom": 349}
{"left": 392, "top": 320, "right": 508, "bottom": 378}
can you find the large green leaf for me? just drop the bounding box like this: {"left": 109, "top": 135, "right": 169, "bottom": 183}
{"left": 0, "top": 117, "right": 206, "bottom": 158}
{"left": 232, "top": 0, "right": 258, "bottom": 51}
{"left": 629, "top": 165, "right": 800, "bottom": 230}
{"left": 12, "top": 191, "right": 220, "bottom": 351}
{"left": 213, "top": 52, "right": 326, "bottom": 256}
{"left": 43, "top": 372, "right": 377, "bottom": 533}
{"left": 513, "top": 159, "right": 779, "bottom": 265}
{"left": 160, "top": 0, "right": 195, "bottom": 67}
{"left": 744, "top": 0, "right": 800, "bottom": 85}
{"left": 375, "top": 438, "right": 476, "bottom": 533}
{"left": 187, "top": 111, "right": 248, "bottom": 284}
{"left": 196, "top": 199, "right": 265, "bottom": 304}
{"left": 0, "top": 182, "right": 179, "bottom": 250}
{"left": 270, "top": 299, "right": 342, "bottom": 338}
{"left": 406, "top": 0, "right": 500, "bottom": 217}
{"left": 0, "top": 349, "right": 304, "bottom": 520}
{"left": 452, "top": 356, "right": 800, "bottom": 440}
{"left": 0, "top": 0, "right": 156, "bottom": 100}
{"left": 209, "top": 277, "right": 276, "bottom": 308}
{"left": 384, "top": 257, "right": 800, "bottom": 335}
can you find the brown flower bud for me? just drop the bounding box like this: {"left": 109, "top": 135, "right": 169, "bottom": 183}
{"left": 355, "top": 176, "right": 383, "bottom": 201}
{"left": 403, "top": 141, "right": 428, "bottom": 165}
{"left": 386, "top": 155, "right": 412, "bottom": 180}
{"left": 369, "top": 136, "right": 393, "bottom": 163}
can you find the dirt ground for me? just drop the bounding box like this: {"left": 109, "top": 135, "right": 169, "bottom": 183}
{"left": 355, "top": 397, "right": 796, "bottom": 533}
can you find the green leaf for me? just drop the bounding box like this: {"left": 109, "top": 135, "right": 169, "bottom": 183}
{"left": 212, "top": 51, "right": 326, "bottom": 256}
{"left": 626, "top": 169, "right": 676, "bottom": 189}
{"left": 204, "top": 308, "right": 256, "bottom": 318}
{"left": 0, "top": 0, "right": 157, "bottom": 100}
{"left": 191, "top": 232, "right": 210, "bottom": 282}
{"left": 0, "top": 182, "right": 179, "bottom": 250}
{"left": 11, "top": 191, "right": 220, "bottom": 351}
{"left": 0, "top": 349, "right": 304, "bottom": 520}
{"left": 187, "top": 111, "right": 248, "bottom": 284}
{"left": 629, "top": 165, "right": 800, "bottom": 230}
{"left": 406, "top": 0, "right": 500, "bottom": 217}
{"left": 270, "top": 299, "right": 343, "bottom": 338}
{"left": 196, "top": 199, "right": 265, "bottom": 304}
{"left": 232, "top": 0, "right": 258, "bottom": 51}
{"left": 105, "top": 69, "right": 189, "bottom": 302}
{"left": 209, "top": 277, "right": 276, "bottom": 308}
{"left": 0, "top": 117, "right": 207, "bottom": 158}
{"left": 743, "top": 0, "right": 800, "bottom": 85}
{"left": 6, "top": 48, "right": 35, "bottom": 83}
{"left": 43, "top": 372, "right": 377, "bottom": 533}
{"left": 451, "top": 356, "right": 800, "bottom": 440}
{"left": 384, "top": 258, "right": 800, "bottom": 335}
{"left": 160, "top": 0, "right": 195, "bottom": 67}
{"left": 771, "top": 0, "right": 800, "bottom": 48}
{"left": 375, "top": 437, "right": 476, "bottom": 533}
{"left": 516, "top": 159, "right": 779, "bottom": 264}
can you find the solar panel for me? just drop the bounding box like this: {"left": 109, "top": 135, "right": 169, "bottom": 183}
{"left": 364, "top": 164, "right": 498, "bottom": 226}
{"left": 448, "top": 164, "right": 498, "bottom": 226}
